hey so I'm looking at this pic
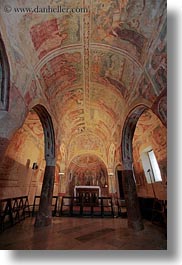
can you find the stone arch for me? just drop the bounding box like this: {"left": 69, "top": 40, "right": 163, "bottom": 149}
{"left": 33, "top": 105, "right": 55, "bottom": 165}
{"left": 0, "top": 33, "right": 10, "bottom": 111}
{"left": 121, "top": 104, "right": 167, "bottom": 231}
{"left": 32, "top": 104, "right": 56, "bottom": 227}
{"left": 122, "top": 105, "right": 148, "bottom": 169}
{"left": 121, "top": 104, "right": 149, "bottom": 231}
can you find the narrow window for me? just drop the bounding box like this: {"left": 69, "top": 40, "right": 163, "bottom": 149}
{"left": 141, "top": 147, "right": 162, "bottom": 183}
{"left": 148, "top": 150, "right": 162, "bottom": 182}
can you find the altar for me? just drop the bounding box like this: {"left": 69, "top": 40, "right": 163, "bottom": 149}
{"left": 74, "top": 185, "right": 101, "bottom": 203}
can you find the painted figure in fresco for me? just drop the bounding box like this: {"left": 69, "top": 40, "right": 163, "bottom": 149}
{"left": 149, "top": 23, "right": 167, "bottom": 93}
{"left": 113, "top": 27, "right": 146, "bottom": 57}
{"left": 92, "top": 0, "right": 119, "bottom": 41}
{"left": 138, "top": 76, "right": 156, "bottom": 102}
{"left": 40, "top": 52, "right": 80, "bottom": 94}
{"left": 37, "top": 31, "right": 68, "bottom": 58}
{"left": 152, "top": 125, "right": 166, "bottom": 147}
{"left": 30, "top": 18, "right": 69, "bottom": 59}
{"left": 92, "top": 0, "right": 146, "bottom": 55}
{"left": 154, "top": 64, "right": 167, "bottom": 93}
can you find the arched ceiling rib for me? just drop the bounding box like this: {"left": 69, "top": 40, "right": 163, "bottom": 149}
{"left": 0, "top": 0, "right": 167, "bottom": 165}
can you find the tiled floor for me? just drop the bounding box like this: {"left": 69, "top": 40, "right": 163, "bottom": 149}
{"left": 0, "top": 217, "right": 167, "bottom": 250}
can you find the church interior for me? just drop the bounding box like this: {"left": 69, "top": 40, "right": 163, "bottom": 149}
{"left": 0, "top": 0, "right": 167, "bottom": 250}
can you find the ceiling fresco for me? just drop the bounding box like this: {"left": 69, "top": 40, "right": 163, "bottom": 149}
{"left": 0, "top": 0, "right": 167, "bottom": 168}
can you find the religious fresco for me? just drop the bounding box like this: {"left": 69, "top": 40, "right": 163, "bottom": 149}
{"left": 0, "top": 0, "right": 167, "bottom": 204}
{"left": 90, "top": 49, "right": 142, "bottom": 99}
{"left": 60, "top": 109, "right": 85, "bottom": 142}
{"left": 48, "top": 85, "right": 85, "bottom": 141}
{"left": 30, "top": 15, "right": 81, "bottom": 59}
{"left": 0, "top": 111, "right": 45, "bottom": 200}
{"left": 90, "top": 0, "right": 166, "bottom": 63}
{"left": 39, "top": 52, "right": 82, "bottom": 98}
{"left": 0, "top": 7, "right": 34, "bottom": 94}
{"left": 55, "top": 87, "right": 84, "bottom": 108}
{"left": 24, "top": 79, "right": 38, "bottom": 105}
{"left": 157, "top": 95, "right": 167, "bottom": 126}
{"left": 3, "top": 111, "right": 45, "bottom": 170}
{"left": 146, "top": 22, "right": 167, "bottom": 95}
{"left": 0, "top": 109, "right": 64, "bottom": 201}
{"left": 108, "top": 143, "right": 116, "bottom": 169}
{"left": 127, "top": 74, "right": 157, "bottom": 105}
{"left": 67, "top": 154, "right": 109, "bottom": 196}
{"left": 137, "top": 75, "right": 156, "bottom": 102}
{"left": 132, "top": 109, "right": 167, "bottom": 198}
{"left": 0, "top": 0, "right": 83, "bottom": 97}
{"left": 30, "top": 18, "right": 66, "bottom": 59}
{"left": 0, "top": 0, "right": 166, "bottom": 145}
{"left": 89, "top": 83, "right": 124, "bottom": 145}
{"left": 68, "top": 132, "right": 107, "bottom": 165}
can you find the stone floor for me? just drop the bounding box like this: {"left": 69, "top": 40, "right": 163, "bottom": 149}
{"left": 0, "top": 217, "right": 167, "bottom": 250}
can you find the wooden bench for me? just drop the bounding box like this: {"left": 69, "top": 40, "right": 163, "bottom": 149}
{"left": 138, "top": 197, "right": 167, "bottom": 227}
{"left": 59, "top": 196, "right": 114, "bottom": 218}
{"left": 31, "top": 195, "right": 58, "bottom": 217}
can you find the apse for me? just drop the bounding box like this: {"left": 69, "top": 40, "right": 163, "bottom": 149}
{"left": 67, "top": 154, "right": 109, "bottom": 196}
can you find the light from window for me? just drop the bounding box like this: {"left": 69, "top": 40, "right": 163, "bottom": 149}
{"left": 141, "top": 147, "right": 162, "bottom": 183}
{"left": 148, "top": 150, "right": 162, "bottom": 182}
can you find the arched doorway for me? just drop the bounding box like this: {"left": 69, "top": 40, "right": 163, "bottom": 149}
{"left": 121, "top": 104, "right": 167, "bottom": 231}
{"left": 0, "top": 104, "right": 56, "bottom": 227}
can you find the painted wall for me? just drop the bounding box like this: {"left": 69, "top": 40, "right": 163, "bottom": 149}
{"left": 0, "top": 1, "right": 167, "bottom": 203}
{"left": 0, "top": 110, "right": 64, "bottom": 204}
{"left": 132, "top": 109, "right": 167, "bottom": 200}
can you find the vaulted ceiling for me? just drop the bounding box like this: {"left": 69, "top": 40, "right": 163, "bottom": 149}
{"left": 0, "top": 0, "right": 167, "bottom": 167}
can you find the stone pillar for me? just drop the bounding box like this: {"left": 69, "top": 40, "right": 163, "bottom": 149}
{"left": 0, "top": 137, "right": 9, "bottom": 159}
{"left": 34, "top": 159, "right": 55, "bottom": 227}
{"left": 122, "top": 170, "right": 144, "bottom": 231}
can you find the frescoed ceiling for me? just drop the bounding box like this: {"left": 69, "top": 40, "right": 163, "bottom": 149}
{"left": 68, "top": 154, "right": 107, "bottom": 174}
{"left": 0, "top": 0, "right": 167, "bottom": 167}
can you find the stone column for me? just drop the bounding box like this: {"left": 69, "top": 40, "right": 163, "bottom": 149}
{"left": 34, "top": 159, "right": 55, "bottom": 227}
{"left": 0, "top": 137, "right": 9, "bottom": 159}
{"left": 122, "top": 169, "right": 144, "bottom": 231}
